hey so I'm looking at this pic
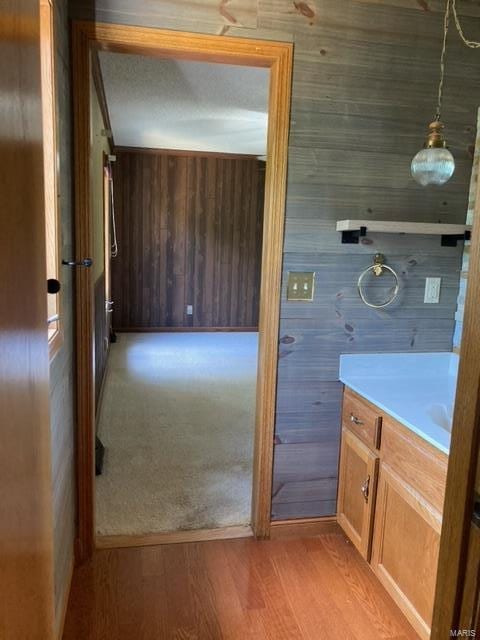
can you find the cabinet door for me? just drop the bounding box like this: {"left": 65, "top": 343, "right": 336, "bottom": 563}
{"left": 337, "top": 427, "right": 379, "bottom": 560}
{"left": 371, "top": 464, "right": 442, "bottom": 640}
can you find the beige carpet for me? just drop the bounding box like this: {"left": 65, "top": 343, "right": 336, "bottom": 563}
{"left": 95, "top": 332, "right": 258, "bottom": 536}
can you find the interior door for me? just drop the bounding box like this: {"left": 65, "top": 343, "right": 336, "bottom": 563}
{"left": 0, "top": 1, "right": 56, "bottom": 638}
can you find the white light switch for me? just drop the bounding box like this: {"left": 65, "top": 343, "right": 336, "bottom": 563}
{"left": 424, "top": 277, "right": 441, "bottom": 304}
{"left": 186, "top": 304, "right": 193, "bottom": 315}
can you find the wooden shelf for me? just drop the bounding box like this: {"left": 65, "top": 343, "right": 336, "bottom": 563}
{"left": 336, "top": 220, "right": 471, "bottom": 246}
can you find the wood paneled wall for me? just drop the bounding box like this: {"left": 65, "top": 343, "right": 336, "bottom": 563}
{"left": 111, "top": 151, "right": 265, "bottom": 330}
{"left": 71, "top": 0, "right": 480, "bottom": 520}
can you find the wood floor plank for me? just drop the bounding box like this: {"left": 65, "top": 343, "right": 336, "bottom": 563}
{"left": 139, "top": 545, "right": 171, "bottom": 639}
{"left": 309, "top": 534, "right": 419, "bottom": 639}
{"left": 246, "top": 540, "right": 305, "bottom": 640}
{"left": 62, "top": 534, "right": 419, "bottom": 640}
{"left": 115, "top": 548, "right": 145, "bottom": 637}
{"left": 184, "top": 544, "right": 224, "bottom": 639}
{"left": 221, "top": 538, "right": 266, "bottom": 612}
{"left": 267, "top": 537, "right": 358, "bottom": 640}
{"left": 202, "top": 542, "right": 257, "bottom": 640}
{"left": 161, "top": 543, "right": 200, "bottom": 639}
{"left": 301, "top": 535, "right": 387, "bottom": 639}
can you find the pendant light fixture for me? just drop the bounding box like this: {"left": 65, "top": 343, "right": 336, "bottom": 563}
{"left": 411, "top": 0, "right": 480, "bottom": 187}
{"left": 411, "top": 0, "right": 455, "bottom": 186}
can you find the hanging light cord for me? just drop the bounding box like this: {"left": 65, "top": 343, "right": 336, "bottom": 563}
{"left": 436, "top": 0, "right": 451, "bottom": 121}
{"left": 451, "top": 0, "right": 480, "bottom": 48}
{"left": 435, "top": 0, "right": 480, "bottom": 121}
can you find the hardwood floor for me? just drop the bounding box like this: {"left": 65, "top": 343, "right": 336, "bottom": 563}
{"left": 62, "top": 533, "right": 419, "bottom": 640}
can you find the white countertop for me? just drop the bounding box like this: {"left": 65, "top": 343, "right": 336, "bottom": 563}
{"left": 339, "top": 352, "right": 459, "bottom": 455}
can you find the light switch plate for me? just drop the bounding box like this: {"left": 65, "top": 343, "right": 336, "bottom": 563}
{"left": 424, "top": 277, "right": 441, "bottom": 304}
{"left": 186, "top": 304, "right": 193, "bottom": 315}
{"left": 287, "top": 272, "right": 315, "bottom": 301}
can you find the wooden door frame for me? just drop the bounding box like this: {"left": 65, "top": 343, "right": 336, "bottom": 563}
{"left": 432, "top": 177, "right": 480, "bottom": 636}
{"left": 72, "top": 20, "right": 292, "bottom": 562}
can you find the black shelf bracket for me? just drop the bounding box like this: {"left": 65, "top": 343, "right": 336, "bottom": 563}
{"left": 341, "top": 226, "right": 367, "bottom": 244}
{"left": 441, "top": 230, "right": 471, "bottom": 247}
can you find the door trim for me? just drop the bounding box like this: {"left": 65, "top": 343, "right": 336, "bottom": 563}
{"left": 432, "top": 176, "right": 480, "bottom": 635}
{"left": 72, "top": 21, "right": 293, "bottom": 562}
{"left": 96, "top": 525, "right": 253, "bottom": 550}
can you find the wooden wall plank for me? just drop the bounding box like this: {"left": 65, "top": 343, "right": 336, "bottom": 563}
{"left": 111, "top": 151, "right": 265, "bottom": 329}
{"left": 273, "top": 442, "right": 339, "bottom": 484}
{"left": 73, "top": 0, "right": 259, "bottom": 33}
{"left": 271, "top": 499, "right": 337, "bottom": 519}
{"left": 285, "top": 186, "right": 468, "bottom": 222}
{"left": 278, "top": 319, "right": 455, "bottom": 382}
{"left": 272, "top": 478, "right": 338, "bottom": 504}
{"left": 288, "top": 147, "right": 471, "bottom": 190}
{"left": 289, "top": 110, "right": 475, "bottom": 156}
{"left": 355, "top": 0, "right": 480, "bottom": 17}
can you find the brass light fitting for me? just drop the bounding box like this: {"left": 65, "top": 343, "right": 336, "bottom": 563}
{"left": 424, "top": 120, "right": 448, "bottom": 149}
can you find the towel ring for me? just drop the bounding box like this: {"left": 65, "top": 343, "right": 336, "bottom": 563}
{"left": 357, "top": 253, "right": 400, "bottom": 309}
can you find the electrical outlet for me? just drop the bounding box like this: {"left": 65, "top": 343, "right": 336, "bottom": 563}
{"left": 186, "top": 304, "right": 193, "bottom": 315}
{"left": 287, "top": 272, "right": 315, "bottom": 301}
{"left": 424, "top": 277, "right": 441, "bottom": 304}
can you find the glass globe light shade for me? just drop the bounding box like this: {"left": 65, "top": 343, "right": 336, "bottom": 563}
{"left": 411, "top": 146, "right": 455, "bottom": 186}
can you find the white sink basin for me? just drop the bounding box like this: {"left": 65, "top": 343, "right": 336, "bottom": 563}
{"left": 426, "top": 403, "right": 453, "bottom": 433}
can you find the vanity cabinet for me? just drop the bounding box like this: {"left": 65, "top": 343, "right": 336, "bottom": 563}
{"left": 337, "top": 387, "right": 448, "bottom": 640}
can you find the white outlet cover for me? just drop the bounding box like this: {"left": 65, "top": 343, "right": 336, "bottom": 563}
{"left": 424, "top": 277, "right": 441, "bottom": 304}
{"left": 186, "top": 304, "right": 193, "bottom": 315}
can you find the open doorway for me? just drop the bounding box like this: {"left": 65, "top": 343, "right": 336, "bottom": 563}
{"left": 93, "top": 51, "right": 269, "bottom": 538}
{"left": 72, "top": 23, "right": 292, "bottom": 557}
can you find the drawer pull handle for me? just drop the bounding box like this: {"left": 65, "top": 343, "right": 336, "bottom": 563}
{"left": 350, "top": 414, "right": 364, "bottom": 426}
{"left": 361, "top": 476, "right": 370, "bottom": 503}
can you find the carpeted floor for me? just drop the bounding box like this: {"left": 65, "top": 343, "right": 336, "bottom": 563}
{"left": 95, "top": 332, "right": 258, "bottom": 536}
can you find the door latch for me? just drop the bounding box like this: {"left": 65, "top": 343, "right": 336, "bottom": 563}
{"left": 62, "top": 258, "right": 93, "bottom": 268}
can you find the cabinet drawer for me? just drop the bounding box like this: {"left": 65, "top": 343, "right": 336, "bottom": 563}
{"left": 381, "top": 415, "right": 448, "bottom": 513}
{"left": 342, "top": 387, "right": 382, "bottom": 451}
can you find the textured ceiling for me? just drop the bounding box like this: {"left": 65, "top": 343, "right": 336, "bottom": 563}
{"left": 98, "top": 51, "right": 269, "bottom": 155}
